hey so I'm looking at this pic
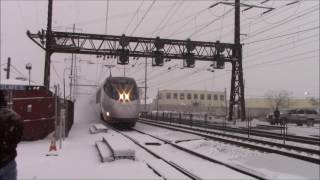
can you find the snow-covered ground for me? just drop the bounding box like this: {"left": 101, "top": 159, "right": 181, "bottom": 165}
{"left": 16, "top": 93, "right": 320, "bottom": 179}
{"left": 135, "top": 123, "right": 320, "bottom": 179}
{"left": 205, "top": 117, "right": 320, "bottom": 138}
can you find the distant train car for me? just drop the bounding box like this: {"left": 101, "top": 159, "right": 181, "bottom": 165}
{"left": 96, "top": 77, "right": 140, "bottom": 127}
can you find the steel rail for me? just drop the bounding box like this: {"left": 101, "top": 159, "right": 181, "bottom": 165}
{"left": 132, "top": 128, "right": 266, "bottom": 180}
{"left": 139, "top": 118, "right": 320, "bottom": 164}
{"left": 192, "top": 120, "right": 319, "bottom": 145}
{"left": 109, "top": 126, "right": 200, "bottom": 180}
{"left": 149, "top": 114, "right": 320, "bottom": 146}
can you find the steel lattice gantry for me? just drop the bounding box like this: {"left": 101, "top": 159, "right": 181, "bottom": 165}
{"left": 26, "top": 30, "right": 245, "bottom": 120}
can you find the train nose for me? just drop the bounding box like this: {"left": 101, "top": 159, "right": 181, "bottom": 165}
{"left": 111, "top": 103, "right": 139, "bottom": 118}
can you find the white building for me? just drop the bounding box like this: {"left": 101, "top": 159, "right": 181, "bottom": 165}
{"left": 153, "top": 89, "right": 227, "bottom": 115}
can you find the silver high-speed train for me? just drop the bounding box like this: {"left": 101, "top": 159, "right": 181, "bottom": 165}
{"left": 96, "top": 77, "right": 140, "bottom": 127}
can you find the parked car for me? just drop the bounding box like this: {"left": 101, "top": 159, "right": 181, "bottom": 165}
{"left": 267, "top": 108, "right": 320, "bottom": 126}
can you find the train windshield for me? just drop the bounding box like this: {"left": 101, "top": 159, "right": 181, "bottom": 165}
{"left": 104, "top": 78, "right": 139, "bottom": 101}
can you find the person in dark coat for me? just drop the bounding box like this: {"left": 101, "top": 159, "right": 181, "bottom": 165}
{"left": 273, "top": 107, "right": 280, "bottom": 125}
{"left": 0, "top": 90, "right": 23, "bottom": 180}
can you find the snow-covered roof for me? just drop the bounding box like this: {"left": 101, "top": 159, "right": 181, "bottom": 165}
{"left": 0, "top": 78, "right": 40, "bottom": 90}
{"left": 1, "top": 78, "right": 30, "bottom": 85}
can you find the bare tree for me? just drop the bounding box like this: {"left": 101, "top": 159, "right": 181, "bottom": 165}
{"left": 265, "top": 90, "right": 291, "bottom": 110}
{"left": 309, "top": 97, "right": 320, "bottom": 107}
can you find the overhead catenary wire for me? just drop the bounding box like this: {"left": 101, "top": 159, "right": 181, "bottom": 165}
{"left": 244, "top": 33, "right": 319, "bottom": 60}
{"left": 152, "top": 0, "right": 185, "bottom": 36}
{"left": 207, "top": 2, "right": 316, "bottom": 41}
{"left": 243, "top": 6, "right": 319, "bottom": 41}
{"left": 123, "top": 0, "right": 145, "bottom": 34}
{"left": 51, "top": 63, "right": 63, "bottom": 85}
{"left": 10, "top": 65, "right": 27, "bottom": 79}
{"left": 244, "top": 26, "right": 319, "bottom": 45}
{"left": 188, "top": 7, "right": 234, "bottom": 38}
{"left": 10, "top": 64, "right": 37, "bottom": 84}
{"left": 130, "top": 0, "right": 157, "bottom": 36}
{"left": 149, "top": 1, "right": 180, "bottom": 37}
{"left": 244, "top": 49, "right": 319, "bottom": 69}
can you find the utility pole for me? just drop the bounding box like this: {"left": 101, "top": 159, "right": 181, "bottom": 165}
{"left": 5, "top": 57, "right": 11, "bottom": 79}
{"left": 156, "top": 88, "right": 159, "bottom": 112}
{"left": 44, "top": 0, "right": 53, "bottom": 89}
{"left": 144, "top": 57, "right": 147, "bottom": 112}
{"left": 69, "top": 24, "right": 75, "bottom": 101}
{"left": 224, "top": 88, "right": 228, "bottom": 118}
{"left": 229, "top": 0, "right": 245, "bottom": 123}
{"left": 73, "top": 54, "right": 77, "bottom": 100}
{"left": 208, "top": 0, "right": 273, "bottom": 122}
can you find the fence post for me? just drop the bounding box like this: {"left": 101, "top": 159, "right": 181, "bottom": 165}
{"left": 204, "top": 114, "right": 207, "bottom": 131}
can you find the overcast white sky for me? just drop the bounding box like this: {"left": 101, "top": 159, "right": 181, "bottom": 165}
{"left": 0, "top": 0, "right": 319, "bottom": 100}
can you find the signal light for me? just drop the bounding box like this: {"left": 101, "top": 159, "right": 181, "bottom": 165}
{"left": 152, "top": 51, "right": 164, "bottom": 66}
{"left": 213, "top": 54, "right": 225, "bottom": 69}
{"left": 117, "top": 49, "right": 129, "bottom": 65}
{"left": 183, "top": 53, "right": 195, "bottom": 68}
{"left": 154, "top": 37, "right": 164, "bottom": 50}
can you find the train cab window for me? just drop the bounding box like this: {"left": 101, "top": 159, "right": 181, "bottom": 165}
{"left": 214, "top": 94, "right": 218, "bottom": 100}
{"left": 104, "top": 78, "right": 139, "bottom": 101}
{"left": 104, "top": 81, "right": 119, "bottom": 100}
{"left": 207, "top": 94, "right": 211, "bottom": 100}
{"left": 187, "top": 93, "right": 192, "bottom": 100}
{"left": 200, "top": 94, "right": 204, "bottom": 100}
{"left": 166, "top": 93, "right": 171, "bottom": 99}
{"left": 194, "top": 94, "right": 198, "bottom": 100}
{"left": 220, "top": 95, "right": 224, "bottom": 101}
{"left": 173, "top": 93, "right": 178, "bottom": 99}
{"left": 180, "top": 93, "right": 185, "bottom": 100}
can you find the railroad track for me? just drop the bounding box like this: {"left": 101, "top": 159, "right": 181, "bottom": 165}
{"left": 108, "top": 126, "right": 266, "bottom": 180}
{"left": 139, "top": 118, "right": 320, "bottom": 164}
{"left": 145, "top": 116, "right": 320, "bottom": 146}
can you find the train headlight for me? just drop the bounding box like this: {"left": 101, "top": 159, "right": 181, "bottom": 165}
{"left": 119, "top": 93, "right": 130, "bottom": 102}
{"left": 106, "top": 112, "right": 110, "bottom": 116}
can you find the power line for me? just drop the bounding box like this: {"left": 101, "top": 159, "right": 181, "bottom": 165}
{"left": 51, "top": 63, "right": 63, "bottom": 84}
{"left": 152, "top": 0, "right": 185, "bottom": 36}
{"left": 243, "top": 6, "right": 319, "bottom": 40}
{"left": 123, "top": 0, "right": 145, "bottom": 34}
{"left": 189, "top": 7, "right": 234, "bottom": 38}
{"left": 150, "top": 7, "right": 206, "bottom": 37}
{"left": 130, "top": 0, "right": 157, "bottom": 36}
{"left": 10, "top": 65, "right": 27, "bottom": 79}
{"left": 150, "top": 1, "right": 180, "bottom": 36}
{"left": 244, "top": 33, "right": 319, "bottom": 60}
{"left": 207, "top": 2, "right": 316, "bottom": 41}
{"left": 244, "top": 49, "right": 319, "bottom": 69}
{"left": 244, "top": 26, "right": 319, "bottom": 45}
